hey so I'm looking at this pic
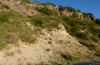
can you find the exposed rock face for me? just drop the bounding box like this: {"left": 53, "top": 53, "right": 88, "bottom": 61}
{"left": 0, "top": 0, "right": 38, "bottom": 15}
{"left": 61, "top": 10, "right": 74, "bottom": 17}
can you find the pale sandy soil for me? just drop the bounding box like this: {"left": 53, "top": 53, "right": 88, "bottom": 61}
{"left": 0, "top": 24, "right": 93, "bottom": 65}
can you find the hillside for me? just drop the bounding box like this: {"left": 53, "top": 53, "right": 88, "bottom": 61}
{"left": 0, "top": 0, "right": 100, "bottom": 65}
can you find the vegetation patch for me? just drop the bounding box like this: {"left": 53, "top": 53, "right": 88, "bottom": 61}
{"left": 79, "top": 41, "right": 95, "bottom": 50}
{"left": 59, "top": 6, "right": 76, "bottom": 12}
{"left": 61, "top": 52, "right": 75, "bottom": 61}
{"left": 95, "top": 19, "right": 100, "bottom": 25}
{"left": 28, "top": 16, "right": 43, "bottom": 27}
{"left": 74, "top": 31, "right": 88, "bottom": 39}
{"left": 62, "top": 16, "right": 87, "bottom": 36}
{"left": 0, "top": 12, "right": 37, "bottom": 50}
{"left": 90, "top": 27, "right": 100, "bottom": 38}
{"left": 28, "top": 15, "right": 60, "bottom": 29}
{"left": 66, "top": 7, "right": 76, "bottom": 12}
{"left": 46, "top": 48, "right": 51, "bottom": 52}
{"left": 83, "top": 13, "right": 94, "bottom": 21}
{"left": 95, "top": 52, "right": 100, "bottom": 57}
{"left": 36, "top": 7, "right": 57, "bottom": 15}
{"left": 0, "top": 12, "right": 10, "bottom": 22}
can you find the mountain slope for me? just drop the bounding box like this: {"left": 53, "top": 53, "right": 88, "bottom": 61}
{"left": 0, "top": 0, "right": 100, "bottom": 65}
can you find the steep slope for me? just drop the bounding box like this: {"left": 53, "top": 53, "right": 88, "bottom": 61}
{"left": 0, "top": 23, "right": 93, "bottom": 65}
{"left": 0, "top": 0, "right": 100, "bottom": 65}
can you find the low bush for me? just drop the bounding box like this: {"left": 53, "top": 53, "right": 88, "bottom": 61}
{"left": 62, "top": 16, "right": 86, "bottom": 27}
{"left": 42, "top": 21, "right": 59, "bottom": 29}
{"left": 79, "top": 41, "right": 95, "bottom": 50}
{"left": 0, "top": 12, "right": 10, "bottom": 22}
{"left": 83, "top": 13, "right": 94, "bottom": 18}
{"left": 90, "top": 27, "right": 100, "bottom": 38}
{"left": 59, "top": 6, "right": 76, "bottom": 12}
{"left": 59, "top": 6, "right": 66, "bottom": 11}
{"left": 62, "top": 16, "right": 88, "bottom": 37}
{"left": 20, "top": 34, "right": 36, "bottom": 44}
{"left": 95, "top": 19, "right": 100, "bottom": 25}
{"left": 28, "top": 16, "right": 43, "bottom": 27}
{"left": 36, "top": 7, "right": 57, "bottom": 15}
{"left": 74, "top": 31, "right": 88, "bottom": 39}
{"left": 0, "top": 11, "right": 18, "bottom": 23}
{"left": 66, "top": 7, "right": 76, "bottom": 12}
{"left": 70, "top": 12, "right": 78, "bottom": 18}
{"left": 61, "top": 53, "right": 74, "bottom": 61}
{"left": 83, "top": 13, "right": 94, "bottom": 21}
{"left": 0, "top": 13, "right": 37, "bottom": 50}
{"left": 28, "top": 15, "right": 60, "bottom": 29}
{"left": 34, "top": 19, "right": 43, "bottom": 26}
{"left": 92, "top": 36, "right": 99, "bottom": 42}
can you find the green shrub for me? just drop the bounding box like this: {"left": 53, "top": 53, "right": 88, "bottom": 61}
{"left": 34, "top": 19, "right": 43, "bottom": 26}
{"left": 90, "top": 27, "right": 100, "bottom": 38}
{"left": 95, "top": 19, "right": 100, "bottom": 25}
{"left": 42, "top": 21, "right": 59, "bottom": 29}
{"left": 0, "top": 13, "right": 36, "bottom": 50}
{"left": 62, "top": 16, "right": 87, "bottom": 36}
{"left": 83, "top": 13, "right": 94, "bottom": 21}
{"left": 74, "top": 31, "right": 88, "bottom": 39}
{"left": 59, "top": 6, "right": 76, "bottom": 12}
{"left": 62, "top": 17, "right": 86, "bottom": 27}
{"left": 59, "top": 6, "right": 66, "bottom": 11}
{"left": 0, "top": 12, "right": 10, "bottom": 22}
{"left": 92, "top": 36, "right": 99, "bottom": 42}
{"left": 79, "top": 41, "right": 95, "bottom": 50}
{"left": 61, "top": 53, "right": 74, "bottom": 61}
{"left": 29, "top": 15, "right": 60, "bottom": 29}
{"left": 36, "top": 7, "right": 57, "bottom": 15}
{"left": 71, "top": 12, "right": 78, "bottom": 18}
{"left": 66, "top": 7, "right": 76, "bottom": 12}
{"left": 0, "top": 11, "right": 18, "bottom": 23}
{"left": 20, "top": 34, "right": 36, "bottom": 44}
{"left": 28, "top": 16, "right": 43, "bottom": 27}
{"left": 0, "top": 12, "right": 23, "bottom": 50}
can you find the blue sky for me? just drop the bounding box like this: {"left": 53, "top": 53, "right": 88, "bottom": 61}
{"left": 30, "top": 0, "right": 100, "bottom": 18}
